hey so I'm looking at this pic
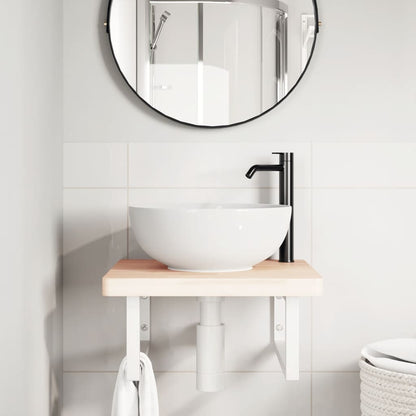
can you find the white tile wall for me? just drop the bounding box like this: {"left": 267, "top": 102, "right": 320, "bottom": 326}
{"left": 64, "top": 143, "right": 127, "bottom": 188}
{"left": 313, "top": 143, "right": 416, "bottom": 188}
{"left": 311, "top": 189, "right": 416, "bottom": 372}
{"left": 156, "top": 372, "right": 311, "bottom": 416}
{"left": 129, "top": 142, "right": 312, "bottom": 188}
{"left": 312, "top": 373, "right": 360, "bottom": 416}
{"left": 223, "top": 297, "right": 312, "bottom": 372}
{"left": 63, "top": 142, "right": 416, "bottom": 415}
{"left": 64, "top": 372, "right": 311, "bottom": 416}
{"left": 63, "top": 373, "right": 115, "bottom": 416}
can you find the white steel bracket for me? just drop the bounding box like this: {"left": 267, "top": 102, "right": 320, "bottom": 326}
{"left": 125, "top": 295, "right": 298, "bottom": 382}
{"left": 273, "top": 296, "right": 299, "bottom": 380}
{"left": 126, "top": 296, "right": 151, "bottom": 381}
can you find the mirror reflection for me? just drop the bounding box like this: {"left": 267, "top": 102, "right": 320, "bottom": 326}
{"left": 108, "top": 0, "right": 317, "bottom": 126}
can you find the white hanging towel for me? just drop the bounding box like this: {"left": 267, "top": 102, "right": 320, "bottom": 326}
{"left": 138, "top": 354, "right": 159, "bottom": 416}
{"left": 361, "top": 338, "right": 416, "bottom": 375}
{"left": 112, "top": 354, "right": 159, "bottom": 416}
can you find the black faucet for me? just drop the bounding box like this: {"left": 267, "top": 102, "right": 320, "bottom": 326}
{"left": 245, "top": 152, "right": 294, "bottom": 263}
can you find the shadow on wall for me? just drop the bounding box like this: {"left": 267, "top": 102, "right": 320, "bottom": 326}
{"left": 44, "top": 259, "right": 63, "bottom": 416}
{"left": 62, "top": 223, "right": 276, "bottom": 368}
{"left": 63, "top": 227, "right": 204, "bottom": 378}
{"left": 63, "top": 231, "right": 127, "bottom": 371}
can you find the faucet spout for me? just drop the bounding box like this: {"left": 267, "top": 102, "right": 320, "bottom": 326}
{"left": 245, "top": 164, "right": 283, "bottom": 179}
{"left": 245, "top": 165, "right": 258, "bottom": 179}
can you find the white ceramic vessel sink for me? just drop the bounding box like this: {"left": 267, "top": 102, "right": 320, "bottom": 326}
{"left": 129, "top": 203, "right": 292, "bottom": 272}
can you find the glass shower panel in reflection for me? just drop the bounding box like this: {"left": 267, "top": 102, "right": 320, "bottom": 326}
{"left": 146, "top": 0, "right": 288, "bottom": 125}
{"left": 149, "top": 3, "right": 199, "bottom": 123}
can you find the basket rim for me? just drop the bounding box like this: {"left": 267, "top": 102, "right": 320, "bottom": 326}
{"left": 360, "top": 358, "right": 416, "bottom": 381}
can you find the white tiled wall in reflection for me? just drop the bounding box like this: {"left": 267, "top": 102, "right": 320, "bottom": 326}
{"left": 63, "top": 142, "right": 416, "bottom": 416}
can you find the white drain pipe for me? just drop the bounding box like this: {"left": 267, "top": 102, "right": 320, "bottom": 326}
{"left": 196, "top": 297, "right": 224, "bottom": 392}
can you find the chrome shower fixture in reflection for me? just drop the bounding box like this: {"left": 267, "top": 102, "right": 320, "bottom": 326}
{"left": 150, "top": 10, "right": 171, "bottom": 50}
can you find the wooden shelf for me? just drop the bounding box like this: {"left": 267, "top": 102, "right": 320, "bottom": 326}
{"left": 102, "top": 259, "right": 322, "bottom": 297}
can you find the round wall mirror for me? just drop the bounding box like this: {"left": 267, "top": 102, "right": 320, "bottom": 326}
{"left": 107, "top": 0, "right": 319, "bottom": 127}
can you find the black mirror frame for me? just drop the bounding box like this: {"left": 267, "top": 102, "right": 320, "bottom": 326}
{"left": 106, "top": 0, "right": 319, "bottom": 128}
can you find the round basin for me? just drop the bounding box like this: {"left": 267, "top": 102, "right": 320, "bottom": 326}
{"left": 129, "top": 203, "right": 292, "bottom": 272}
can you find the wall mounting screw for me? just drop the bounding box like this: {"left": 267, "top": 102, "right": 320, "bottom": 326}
{"left": 276, "top": 324, "right": 284, "bottom": 332}
{"left": 141, "top": 323, "right": 149, "bottom": 331}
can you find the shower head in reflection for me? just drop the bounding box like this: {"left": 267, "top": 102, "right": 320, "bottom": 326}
{"left": 150, "top": 11, "right": 171, "bottom": 50}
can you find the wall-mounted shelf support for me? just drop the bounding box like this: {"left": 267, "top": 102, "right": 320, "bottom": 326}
{"left": 273, "top": 296, "right": 299, "bottom": 380}
{"left": 126, "top": 296, "right": 150, "bottom": 381}
{"left": 103, "top": 259, "right": 322, "bottom": 386}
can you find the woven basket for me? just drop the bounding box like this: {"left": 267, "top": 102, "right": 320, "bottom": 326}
{"left": 360, "top": 359, "right": 416, "bottom": 416}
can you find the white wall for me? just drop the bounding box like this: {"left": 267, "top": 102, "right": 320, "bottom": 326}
{"left": 64, "top": 0, "right": 416, "bottom": 141}
{"left": 0, "top": 1, "right": 63, "bottom": 415}
{"left": 62, "top": 0, "right": 416, "bottom": 415}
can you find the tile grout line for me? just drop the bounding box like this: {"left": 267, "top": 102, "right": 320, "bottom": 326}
{"left": 127, "top": 143, "right": 130, "bottom": 259}
{"left": 310, "top": 142, "right": 314, "bottom": 416}
{"left": 310, "top": 372, "right": 313, "bottom": 414}
{"left": 62, "top": 140, "right": 411, "bottom": 144}
{"left": 62, "top": 186, "right": 416, "bottom": 190}
{"left": 63, "top": 187, "right": 129, "bottom": 190}
{"left": 62, "top": 186, "right": 313, "bottom": 190}
{"left": 308, "top": 186, "right": 416, "bottom": 190}
{"left": 62, "top": 370, "right": 361, "bottom": 374}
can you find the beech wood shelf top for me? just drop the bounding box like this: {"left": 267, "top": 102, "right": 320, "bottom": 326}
{"left": 102, "top": 259, "right": 322, "bottom": 297}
